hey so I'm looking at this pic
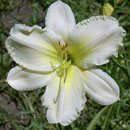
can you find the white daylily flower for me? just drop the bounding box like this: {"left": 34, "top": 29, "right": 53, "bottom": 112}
{"left": 6, "top": 0, "right": 126, "bottom": 126}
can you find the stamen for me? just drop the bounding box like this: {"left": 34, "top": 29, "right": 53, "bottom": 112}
{"left": 52, "top": 40, "right": 71, "bottom": 93}
{"left": 58, "top": 41, "right": 68, "bottom": 51}
{"left": 64, "top": 51, "right": 68, "bottom": 83}
{"left": 53, "top": 78, "right": 62, "bottom": 104}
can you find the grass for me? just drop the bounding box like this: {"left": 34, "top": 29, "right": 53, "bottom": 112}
{"left": 0, "top": 0, "right": 130, "bottom": 129}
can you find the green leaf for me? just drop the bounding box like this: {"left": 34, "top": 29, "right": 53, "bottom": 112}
{"left": 87, "top": 107, "right": 108, "bottom": 130}
{"left": 126, "top": 60, "right": 130, "bottom": 78}
{"left": 102, "top": 105, "right": 114, "bottom": 130}
{"left": 112, "top": 58, "right": 130, "bottom": 79}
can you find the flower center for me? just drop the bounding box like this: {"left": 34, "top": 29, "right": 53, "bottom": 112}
{"left": 56, "top": 59, "right": 71, "bottom": 78}
{"left": 55, "top": 41, "right": 71, "bottom": 79}
{"left": 50, "top": 40, "right": 71, "bottom": 81}
{"left": 51, "top": 41, "right": 71, "bottom": 103}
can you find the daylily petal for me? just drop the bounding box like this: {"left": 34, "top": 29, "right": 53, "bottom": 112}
{"left": 41, "top": 65, "right": 86, "bottom": 126}
{"left": 45, "top": 0, "right": 76, "bottom": 41}
{"left": 7, "top": 66, "right": 53, "bottom": 90}
{"left": 83, "top": 69, "right": 119, "bottom": 105}
{"left": 67, "top": 16, "right": 126, "bottom": 69}
{"left": 6, "top": 24, "right": 62, "bottom": 72}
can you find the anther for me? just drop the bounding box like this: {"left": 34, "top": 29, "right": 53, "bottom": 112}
{"left": 58, "top": 41, "right": 68, "bottom": 51}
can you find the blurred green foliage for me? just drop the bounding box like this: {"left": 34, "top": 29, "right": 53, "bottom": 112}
{"left": 0, "top": 0, "right": 130, "bottom": 129}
